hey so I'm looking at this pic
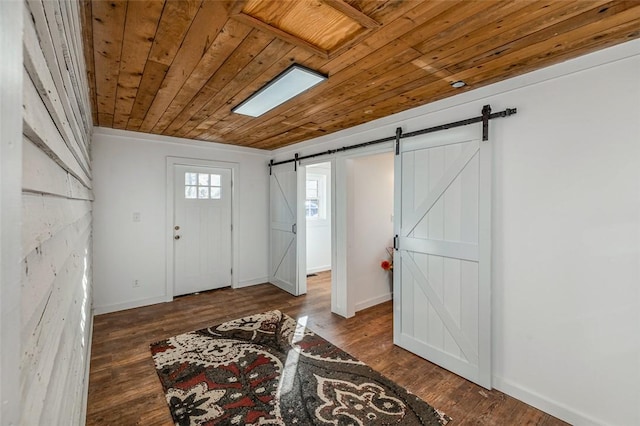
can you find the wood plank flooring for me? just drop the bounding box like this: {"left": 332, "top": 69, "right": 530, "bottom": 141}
{"left": 86, "top": 271, "right": 567, "bottom": 425}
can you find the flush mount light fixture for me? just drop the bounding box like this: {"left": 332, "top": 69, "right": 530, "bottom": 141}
{"left": 450, "top": 80, "right": 467, "bottom": 88}
{"left": 232, "top": 64, "right": 328, "bottom": 117}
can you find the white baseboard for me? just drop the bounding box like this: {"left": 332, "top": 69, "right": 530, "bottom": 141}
{"left": 307, "top": 265, "right": 331, "bottom": 274}
{"left": 355, "top": 292, "right": 392, "bottom": 312}
{"left": 235, "top": 276, "right": 269, "bottom": 289}
{"left": 93, "top": 295, "right": 171, "bottom": 315}
{"left": 492, "top": 376, "right": 605, "bottom": 426}
{"left": 93, "top": 278, "right": 272, "bottom": 314}
{"left": 80, "top": 312, "right": 94, "bottom": 425}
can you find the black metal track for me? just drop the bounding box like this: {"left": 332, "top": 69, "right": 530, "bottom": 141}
{"left": 269, "top": 105, "right": 517, "bottom": 170}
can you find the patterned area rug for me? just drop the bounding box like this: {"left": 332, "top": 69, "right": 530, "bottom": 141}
{"left": 150, "top": 310, "right": 449, "bottom": 425}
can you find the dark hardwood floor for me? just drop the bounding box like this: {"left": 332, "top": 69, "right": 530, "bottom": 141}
{"left": 86, "top": 271, "right": 567, "bottom": 425}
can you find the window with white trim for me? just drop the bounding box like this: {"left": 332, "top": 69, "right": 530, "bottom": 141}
{"left": 306, "top": 174, "right": 326, "bottom": 219}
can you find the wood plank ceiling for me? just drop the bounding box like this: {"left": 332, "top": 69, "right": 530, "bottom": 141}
{"left": 82, "top": 0, "right": 640, "bottom": 150}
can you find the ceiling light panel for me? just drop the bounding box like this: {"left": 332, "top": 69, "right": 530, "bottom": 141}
{"left": 232, "top": 65, "right": 327, "bottom": 117}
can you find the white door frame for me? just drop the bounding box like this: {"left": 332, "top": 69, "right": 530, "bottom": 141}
{"left": 165, "top": 157, "right": 239, "bottom": 300}
{"left": 300, "top": 143, "right": 393, "bottom": 318}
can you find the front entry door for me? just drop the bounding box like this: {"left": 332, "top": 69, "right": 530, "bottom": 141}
{"left": 394, "top": 124, "right": 492, "bottom": 388}
{"left": 173, "top": 165, "right": 232, "bottom": 296}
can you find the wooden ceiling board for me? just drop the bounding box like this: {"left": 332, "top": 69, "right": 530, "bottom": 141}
{"left": 112, "top": 0, "right": 165, "bottom": 129}
{"left": 146, "top": 0, "right": 202, "bottom": 66}
{"left": 418, "top": 1, "right": 601, "bottom": 68}
{"left": 152, "top": 18, "right": 254, "bottom": 134}
{"left": 277, "top": 51, "right": 435, "bottom": 129}
{"left": 163, "top": 29, "right": 276, "bottom": 137}
{"left": 91, "top": 0, "right": 127, "bottom": 128}
{"left": 277, "top": 44, "right": 424, "bottom": 120}
{"left": 192, "top": 46, "right": 318, "bottom": 139}
{"left": 138, "top": 0, "right": 232, "bottom": 133}
{"left": 202, "top": 46, "right": 333, "bottom": 138}
{"left": 446, "top": 1, "right": 640, "bottom": 74}
{"left": 125, "top": 0, "right": 203, "bottom": 131}
{"left": 235, "top": 43, "right": 427, "bottom": 145}
{"left": 82, "top": 0, "right": 640, "bottom": 150}
{"left": 183, "top": 38, "right": 295, "bottom": 139}
{"left": 407, "top": 0, "right": 538, "bottom": 57}
{"left": 216, "top": 37, "right": 418, "bottom": 134}
{"left": 126, "top": 60, "right": 168, "bottom": 130}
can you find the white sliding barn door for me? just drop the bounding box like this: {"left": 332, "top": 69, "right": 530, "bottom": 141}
{"left": 270, "top": 164, "right": 305, "bottom": 295}
{"left": 394, "top": 125, "right": 492, "bottom": 388}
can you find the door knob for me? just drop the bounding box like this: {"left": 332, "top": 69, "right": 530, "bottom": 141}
{"left": 174, "top": 225, "right": 180, "bottom": 230}
{"left": 174, "top": 235, "right": 181, "bottom": 240}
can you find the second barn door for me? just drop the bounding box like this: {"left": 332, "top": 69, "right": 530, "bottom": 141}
{"left": 394, "top": 124, "right": 492, "bottom": 388}
{"left": 269, "top": 163, "right": 305, "bottom": 296}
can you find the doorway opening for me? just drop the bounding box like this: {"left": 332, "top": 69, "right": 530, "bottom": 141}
{"left": 345, "top": 152, "right": 394, "bottom": 314}
{"left": 304, "top": 162, "right": 332, "bottom": 306}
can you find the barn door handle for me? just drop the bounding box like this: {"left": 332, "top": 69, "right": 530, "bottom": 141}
{"left": 292, "top": 223, "right": 297, "bottom": 234}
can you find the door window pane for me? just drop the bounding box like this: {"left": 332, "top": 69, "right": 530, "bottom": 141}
{"left": 198, "top": 173, "right": 210, "bottom": 186}
{"left": 306, "top": 199, "right": 319, "bottom": 218}
{"left": 185, "top": 172, "right": 197, "bottom": 185}
{"left": 210, "top": 187, "right": 221, "bottom": 199}
{"left": 198, "top": 187, "right": 209, "bottom": 199}
{"left": 185, "top": 186, "right": 197, "bottom": 199}
{"left": 306, "top": 180, "right": 318, "bottom": 199}
{"left": 306, "top": 176, "right": 323, "bottom": 219}
{"left": 210, "top": 174, "right": 221, "bottom": 186}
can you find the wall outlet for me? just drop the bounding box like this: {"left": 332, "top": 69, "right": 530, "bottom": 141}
{"left": 133, "top": 279, "right": 140, "bottom": 288}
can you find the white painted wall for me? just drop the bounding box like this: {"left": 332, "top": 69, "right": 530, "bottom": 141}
{"left": 272, "top": 40, "right": 640, "bottom": 426}
{"left": 346, "top": 153, "right": 394, "bottom": 312}
{"left": 0, "top": 1, "right": 23, "bottom": 424}
{"left": 92, "top": 129, "right": 270, "bottom": 314}
{"left": 306, "top": 162, "right": 332, "bottom": 273}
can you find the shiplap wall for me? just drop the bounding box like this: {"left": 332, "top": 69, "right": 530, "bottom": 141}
{"left": 22, "top": 0, "right": 94, "bottom": 424}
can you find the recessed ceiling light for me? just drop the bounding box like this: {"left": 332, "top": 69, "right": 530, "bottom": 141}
{"left": 232, "top": 64, "right": 327, "bottom": 117}
{"left": 450, "top": 80, "right": 466, "bottom": 88}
